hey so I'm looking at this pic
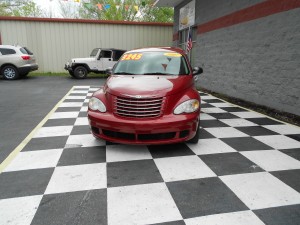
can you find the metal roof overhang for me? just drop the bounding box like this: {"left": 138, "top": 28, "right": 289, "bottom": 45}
{"left": 154, "top": 0, "right": 185, "bottom": 7}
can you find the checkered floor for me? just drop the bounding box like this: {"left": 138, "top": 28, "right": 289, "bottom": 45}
{"left": 1, "top": 86, "right": 300, "bottom": 225}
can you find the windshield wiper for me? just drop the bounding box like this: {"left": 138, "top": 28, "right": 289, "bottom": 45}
{"left": 114, "top": 72, "right": 135, "bottom": 75}
{"left": 142, "top": 72, "right": 173, "bottom": 75}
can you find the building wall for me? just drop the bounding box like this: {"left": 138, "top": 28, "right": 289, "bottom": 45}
{"left": 0, "top": 17, "right": 173, "bottom": 72}
{"left": 174, "top": 0, "right": 300, "bottom": 116}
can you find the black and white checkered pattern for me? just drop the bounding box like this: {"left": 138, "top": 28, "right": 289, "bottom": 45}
{"left": 1, "top": 86, "right": 300, "bottom": 225}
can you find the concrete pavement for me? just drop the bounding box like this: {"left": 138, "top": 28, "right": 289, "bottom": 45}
{"left": 0, "top": 75, "right": 106, "bottom": 163}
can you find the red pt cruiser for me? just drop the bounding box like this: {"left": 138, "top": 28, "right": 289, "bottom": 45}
{"left": 88, "top": 47, "right": 203, "bottom": 145}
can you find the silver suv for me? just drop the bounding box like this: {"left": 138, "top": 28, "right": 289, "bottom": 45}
{"left": 0, "top": 45, "right": 38, "bottom": 80}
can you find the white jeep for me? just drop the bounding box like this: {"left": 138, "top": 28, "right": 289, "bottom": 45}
{"left": 64, "top": 48, "right": 126, "bottom": 79}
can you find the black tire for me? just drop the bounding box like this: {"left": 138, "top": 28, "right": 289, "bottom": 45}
{"left": 69, "top": 71, "right": 75, "bottom": 77}
{"left": 187, "top": 124, "right": 200, "bottom": 144}
{"left": 2, "top": 65, "right": 20, "bottom": 80}
{"left": 74, "top": 66, "right": 88, "bottom": 79}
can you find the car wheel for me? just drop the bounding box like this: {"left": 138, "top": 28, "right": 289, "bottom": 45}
{"left": 2, "top": 65, "right": 20, "bottom": 80}
{"left": 69, "top": 71, "right": 75, "bottom": 77}
{"left": 74, "top": 66, "right": 88, "bottom": 79}
{"left": 187, "top": 124, "right": 199, "bottom": 144}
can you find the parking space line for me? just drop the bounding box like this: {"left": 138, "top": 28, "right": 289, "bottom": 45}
{"left": 0, "top": 87, "right": 75, "bottom": 173}
{"left": 200, "top": 91, "right": 299, "bottom": 128}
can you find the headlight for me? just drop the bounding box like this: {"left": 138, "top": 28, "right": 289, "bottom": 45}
{"left": 174, "top": 99, "right": 200, "bottom": 115}
{"left": 89, "top": 97, "right": 106, "bottom": 112}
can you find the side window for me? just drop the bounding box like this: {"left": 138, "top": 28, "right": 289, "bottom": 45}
{"left": 0, "top": 48, "right": 16, "bottom": 55}
{"left": 114, "top": 51, "right": 125, "bottom": 61}
{"left": 101, "top": 50, "right": 112, "bottom": 58}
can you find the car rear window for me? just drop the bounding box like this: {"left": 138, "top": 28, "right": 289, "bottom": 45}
{"left": 0, "top": 48, "right": 16, "bottom": 55}
{"left": 20, "top": 47, "right": 33, "bottom": 55}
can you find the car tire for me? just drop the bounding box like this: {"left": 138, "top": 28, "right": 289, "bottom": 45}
{"left": 74, "top": 66, "right": 88, "bottom": 79}
{"left": 2, "top": 65, "right": 20, "bottom": 80}
{"left": 69, "top": 71, "right": 75, "bottom": 77}
{"left": 187, "top": 124, "right": 199, "bottom": 144}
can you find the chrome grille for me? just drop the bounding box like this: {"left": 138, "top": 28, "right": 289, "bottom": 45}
{"left": 115, "top": 96, "right": 164, "bottom": 118}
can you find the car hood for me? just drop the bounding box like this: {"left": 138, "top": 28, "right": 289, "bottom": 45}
{"left": 71, "top": 57, "right": 95, "bottom": 63}
{"left": 105, "top": 75, "right": 193, "bottom": 98}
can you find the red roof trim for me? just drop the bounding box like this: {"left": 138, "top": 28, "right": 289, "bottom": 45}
{"left": 0, "top": 16, "right": 173, "bottom": 27}
{"left": 172, "top": 0, "right": 300, "bottom": 40}
{"left": 197, "top": 0, "right": 300, "bottom": 34}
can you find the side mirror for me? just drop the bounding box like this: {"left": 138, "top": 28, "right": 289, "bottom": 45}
{"left": 193, "top": 67, "right": 203, "bottom": 75}
{"left": 106, "top": 67, "right": 113, "bottom": 75}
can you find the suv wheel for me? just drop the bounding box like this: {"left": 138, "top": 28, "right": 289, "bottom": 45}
{"left": 74, "top": 66, "right": 88, "bottom": 79}
{"left": 2, "top": 65, "right": 20, "bottom": 80}
{"left": 69, "top": 71, "right": 75, "bottom": 77}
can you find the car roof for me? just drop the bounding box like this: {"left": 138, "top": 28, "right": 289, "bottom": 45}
{"left": 126, "top": 47, "right": 186, "bottom": 55}
{"left": 93, "top": 48, "right": 126, "bottom": 51}
{"left": 0, "top": 45, "right": 22, "bottom": 49}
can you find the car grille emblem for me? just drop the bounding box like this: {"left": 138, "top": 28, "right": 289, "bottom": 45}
{"left": 122, "top": 94, "right": 157, "bottom": 99}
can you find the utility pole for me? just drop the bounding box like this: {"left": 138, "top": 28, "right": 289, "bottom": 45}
{"left": 49, "top": 0, "right": 53, "bottom": 18}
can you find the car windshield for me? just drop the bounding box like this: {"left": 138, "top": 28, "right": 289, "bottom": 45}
{"left": 90, "top": 48, "right": 100, "bottom": 57}
{"left": 113, "top": 51, "right": 190, "bottom": 75}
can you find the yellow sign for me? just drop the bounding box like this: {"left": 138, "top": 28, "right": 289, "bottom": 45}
{"left": 121, "top": 53, "right": 143, "bottom": 61}
{"left": 179, "top": 0, "right": 195, "bottom": 30}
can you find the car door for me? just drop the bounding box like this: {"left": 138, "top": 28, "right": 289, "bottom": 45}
{"left": 92, "top": 49, "right": 102, "bottom": 71}
{"left": 99, "top": 50, "right": 115, "bottom": 71}
{"left": 0, "top": 48, "right": 18, "bottom": 67}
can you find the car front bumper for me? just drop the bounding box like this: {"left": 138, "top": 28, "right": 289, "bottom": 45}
{"left": 64, "top": 64, "right": 72, "bottom": 71}
{"left": 88, "top": 111, "right": 200, "bottom": 145}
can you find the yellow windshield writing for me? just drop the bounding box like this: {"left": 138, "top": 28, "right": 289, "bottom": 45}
{"left": 163, "top": 53, "right": 182, "bottom": 57}
{"left": 121, "top": 53, "right": 143, "bottom": 61}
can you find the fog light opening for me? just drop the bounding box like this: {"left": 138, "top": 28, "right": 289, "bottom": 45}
{"left": 91, "top": 126, "right": 100, "bottom": 135}
{"left": 179, "top": 130, "right": 189, "bottom": 138}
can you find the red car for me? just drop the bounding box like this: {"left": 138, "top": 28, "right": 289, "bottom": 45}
{"left": 88, "top": 47, "right": 203, "bottom": 145}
